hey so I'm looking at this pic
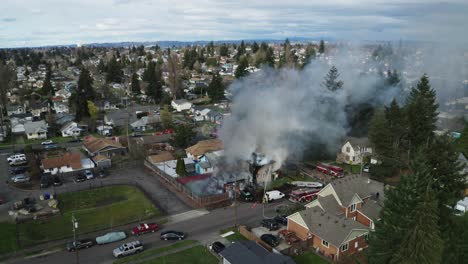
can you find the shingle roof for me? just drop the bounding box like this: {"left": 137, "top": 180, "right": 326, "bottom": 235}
{"left": 24, "top": 120, "right": 48, "bottom": 134}
{"left": 42, "top": 153, "right": 82, "bottom": 170}
{"left": 148, "top": 151, "right": 175, "bottom": 163}
{"left": 299, "top": 207, "right": 369, "bottom": 247}
{"left": 330, "top": 175, "right": 384, "bottom": 206}
{"left": 186, "top": 139, "right": 223, "bottom": 157}
{"left": 93, "top": 154, "right": 110, "bottom": 163}
{"left": 317, "top": 195, "right": 344, "bottom": 217}
{"left": 83, "top": 136, "right": 125, "bottom": 154}
{"left": 359, "top": 199, "right": 382, "bottom": 221}
{"left": 345, "top": 137, "right": 370, "bottom": 148}
{"left": 219, "top": 240, "right": 295, "bottom": 264}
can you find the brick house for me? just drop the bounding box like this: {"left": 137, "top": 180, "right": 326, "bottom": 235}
{"left": 287, "top": 175, "right": 384, "bottom": 261}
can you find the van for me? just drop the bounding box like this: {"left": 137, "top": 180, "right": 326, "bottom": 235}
{"left": 263, "top": 190, "right": 285, "bottom": 203}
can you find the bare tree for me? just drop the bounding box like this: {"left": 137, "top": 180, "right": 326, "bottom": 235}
{"left": 0, "top": 63, "right": 14, "bottom": 122}
{"left": 167, "top": 52, "right": 182, "bottom": 100}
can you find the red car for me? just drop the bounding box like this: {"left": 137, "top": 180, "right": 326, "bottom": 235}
{"left": 131, "top": 223, "right": 159, "bottom": 236}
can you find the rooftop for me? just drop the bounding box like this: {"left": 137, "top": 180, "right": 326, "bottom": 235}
{"left": 219, "top": 240, "right": 295, "bottom": 264}
{"left": 186, "top": 139, "right": 223, "bottom": 157}
{"left": 42, "top": 152, "right": 82, "bottom": 170}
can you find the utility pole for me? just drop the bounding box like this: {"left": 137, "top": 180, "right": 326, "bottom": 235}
{"left": 72, "top": 214, "right": 79, "bottom": 264}
{"left": 233, "top": 173, "right": 238, "bottom": 228}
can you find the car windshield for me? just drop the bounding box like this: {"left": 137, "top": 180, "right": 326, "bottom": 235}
{"left": 119, "top": 245, "right": 125, "bottom": 251}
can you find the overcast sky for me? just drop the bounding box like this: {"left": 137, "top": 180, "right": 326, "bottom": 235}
{"left": 1, "top": 0, "right": 467, "bottom": 47}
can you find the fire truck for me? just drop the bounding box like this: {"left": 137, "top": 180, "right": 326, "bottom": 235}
{"left": 289, "top": 188, "right": 321, "bottom": 203}
{"left": 316, "top": 163, "right": 344, "bottom": 178}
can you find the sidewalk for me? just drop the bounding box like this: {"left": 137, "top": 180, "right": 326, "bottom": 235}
{"left": 124, "top": 242, "right": 200, "bottom": 264}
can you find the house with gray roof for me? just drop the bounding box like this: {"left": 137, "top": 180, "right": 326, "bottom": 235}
{"left": 287, "top": 175, "right": 384, "bottom": 261}
{"left": 338, "top": 137, "right": 373, "bottom": 165}
{"left": 219, "top": 240, "right": 295, "bottom": 264}
{"left": 24, "top": 120, "right": 48, "bottom": 140}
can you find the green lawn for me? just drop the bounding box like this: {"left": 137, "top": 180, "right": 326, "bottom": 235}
{"left": 141, "top": 245, "right": 218, "bottom": 264}
{"left": 293, "top": 251, "right": 329, "bottom": 264}
{"left": 267, "top": 176, "right": 293, "bottom": 190}
{"left": 0, "top": 222, "right": 19, "bottom": 254}
{"left": 114, "top": 240, "right": 197, "bottom": 264}
{"left": 17, "top": 185, "right": 161, "bottom": 247}
{"left": 220, "top": 227, "right": 248, "bottom": 242}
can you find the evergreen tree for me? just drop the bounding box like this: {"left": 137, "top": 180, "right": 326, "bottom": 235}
{"left": 455, "top": 124, "right": 468, "bottom": 156}
{"left": 385, "top": 99, "right": 406, "bottom": 155}
{"left": 42, "top": 64, "right": 54, "bottom": 96}
{"left": 207, "top": 41, "right": 215, "bottom": 56}
{"left": 106, "top": 56, "right": 122, "bottom": 83}
{"left": 77, "top": 67, "right": 95, "bottom": 101}
{"left": 319, "top": 39, "right": 325, "bottom": 54}
{"left": 219, "top": 44, "right": 229, "bottom": 57}
{"left": 302, "top": 44, "right": 316, "bottom": 68}
{"left": 97, "top": 59, "right": 106, "bottom": 73}
{"left": 207, "top": 72, "right": 224, "bottom": 103}
{"left": 322, "top": 66, "right": 343, "bottom": 91}
{"left": 265, "top": 46, "right": 275, "bottom": 67}
{"left": 235, "top": 56, "right": 249, "bottom": 78}
{"left": 236, "top": 40, "right": 246, "bottom": 61}
{"left": 160, "top": 105, "right": 173, "bottom": 129}
{"left": 176, "top": 158, "right": 186, "bottom": 176}
{"left": 252, "top": 41, "right": 259, "bottom": 53}
{"left": 369, "top": 109, "right": 398, "bottom": 178}
{"left": 172, "top": 124, "right": 195, "bottom": 148}
{"left": 391, "top": 189, "right": 443, "bottom": 264}
{"left": 131, "top": 73, "right": 140, "bottom": 94}
{"left": 406, "top": 74, "right": 439, "bottom": 151}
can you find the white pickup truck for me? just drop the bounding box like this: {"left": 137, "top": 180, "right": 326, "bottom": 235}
{"left": 113, "top": 240, "right": 143, "bottom": 258}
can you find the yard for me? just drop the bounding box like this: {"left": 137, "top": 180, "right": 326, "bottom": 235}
{"left": 17, "top": 185, "right": 161, "bottom": 247}
{"left": 293, "top": 251, "right": 330, "bottom": 264}
{"left": 0, "top": 222, "right": 19, "bottom": 254}
{"left": 141, "top": 245, "right": 218, "bottom": 264}
{"left": 114, "top": 240, "right": 197, "bottom": 264}
{"left": 220, "top": 227, "right": 248, "bottom": 242}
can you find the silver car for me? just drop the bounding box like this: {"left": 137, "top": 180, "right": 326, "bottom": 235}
{"left": 11, "top": 174, "right": 30, "bottom": 183}
{"left": 113, "top": 240, "right": 143, "bottom": 258}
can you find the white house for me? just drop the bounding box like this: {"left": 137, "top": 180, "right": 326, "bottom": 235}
{"left": 41, "top": 153, "right": 82, "bottom": 175}
{"left": 6, "top": 104, "right": 25, "bottom": 116}
{"left": 339, "top": 137, "right": 373, "bottom": 165}
{"left": 53, "top": 101, "right": 69, "bottom": 114}
{"left": 171, "top": 99, "right": 192, "bottom": 112}
{"left": 60, "top": 122, "right": 83, "bottom": 137}
{"left": 24, "top": 120, "right": 48, "bottom": 140}
{"left": 97, "top": 125, "right": 113, "bottom": 136}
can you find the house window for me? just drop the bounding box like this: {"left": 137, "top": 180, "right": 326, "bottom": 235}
{"left": 365, "top": 234, "right": 369, "bottom": 241}
{"left": 354, "top": 241, "right": 359, "bottom": 248}
{"left": 341, "top": 243, "right": 349, "bottom": 252}
{"left": 322, "top": 240, "right": 329, "bottom": 248}
{"left": 352, "top": 156, "right": 356, "bottom": 162}
{"left": 346, "top": 147, "right": 350, "bottom": 153}
{"left": 350, "top": 204, "right": 356, "bottom": 212}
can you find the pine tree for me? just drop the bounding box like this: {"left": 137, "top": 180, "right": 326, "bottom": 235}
{"left": 302, "top": 44, "right": 316, "bottom": 68}
{"left": 77, "top": 67, "right": 95, "bottom": 101}
{"left": 207, "top": 72, "right": 224, "bottom": 103}
{"left": 319, "top": 39, "right": 325, "bottom": 54}
{"left": 172, "top": 124, "right": 195, "bottom": 148}
{"left": 385, "top": 99, "right": 406, "bottom": 155}
{"left": 369, "top": 109, "right": 398, "bottom": 178}
{"left": 391, "top": 190, "right": 443, "bottom": 264}
{"left": 235, "top": 56, "right": 249, "bottom": 78}
{"left": 322, "top": 66, "right": 343, "bottom": 91}
{"left": 219, "top": 44, "right": 229, "bottom": 57}
{"left": 176, "top": 158, "right": 186, "bottom": 177}
{"left": 406, "top": 74, "right": 439, "bottom": 151}
{"left": 106, "top": 56, "right": 122, "bottom": 83}
{"left": 252, "top": 41, "right": 259, "bottom": 53}
{"left": 97, "top": 59, "right": 106, "bottom": 73}
{"left": 131, "top": 73, "right": 140, "bottom": 94}
{"left": 42, "top": 64, "right": 53, "bottom": 96}
{"left": 160, "top": 105, "right": 173, "bottom": 129}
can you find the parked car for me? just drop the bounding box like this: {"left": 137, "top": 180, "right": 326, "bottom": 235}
{"left": 85, "top": 170, "right": 94, "bottom": 180}
{"left": 40, "top": 174, "right": 52, "bottom": 188}
{"left": 7, "top": 154, "right": 26, "bottom": 163}
{"left": 260, "top": 234, "right": 279, "bottom": 247}
{"left": 95, "top": 231, "right": 127, "bottom": 245}
{"left": 209, "top": 241, "right": 225, "bottom": 254}
{"left": 9, "top": 159, "right": 27, "bottom": 166}
{"left": 113, "top": 240, "right": 143, "bottom": 258}
{"left": 261, "top": 219, "right": 279, "bottom": 231}
{"left": 75, "top": 174, "right": 86, "bottom": 183}
{"left": 363, "top": 165, "right": 370, "bottom": 173}
{"left": 160, "top": 231, "right": 186, "bottom": 240}
{"left": 44, "top": 144, "right": 58, "bottom": 150}
{"left": 263, "top": 190, "right": 285, "bottom": 203}
{"left": 66, "top": 239, "right": 95, "bottom": 252}
{"left": 10, "top": 166, "right": 28, "bottom": 175}
{"left": 68, "top": 138, "right": 82, "bottom": 143}
{"left": 41, "top": 140, "right": 54, "bottom": 145}
{"left": 11, "top": 174, "right": 30, "bottom": 183}
{"left": 53, "top": 176, "right": 63, "bottom": 186}
{"left": 98, "top": 169, "right": 108, "bottom": 178}
{"left": 131, "top": 223, "right": 159, "bottom": 236}
{"left": 240, "top": 187, "right": 254, "bottom": 202}
{"left": 274, "top": 215, "right": 288, "bottom": 226}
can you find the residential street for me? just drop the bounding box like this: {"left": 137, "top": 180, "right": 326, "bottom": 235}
{"left": 9, "top": 201, "right": 285, "bottom": 264}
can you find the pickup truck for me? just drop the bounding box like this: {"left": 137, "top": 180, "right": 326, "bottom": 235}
{"left": 113, "top": 240, "right": 143, "bottom": 258}
{"left": 131, "top": 223, "right": 159, "bottom": 236}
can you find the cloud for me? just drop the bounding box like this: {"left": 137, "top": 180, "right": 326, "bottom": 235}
{"left": 1, "top": 18, "right": 16, "bottom": 23}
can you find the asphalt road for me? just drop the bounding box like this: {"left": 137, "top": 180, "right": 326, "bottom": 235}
{"left": 11, "top": 201, "right": 286, "bottom": 264}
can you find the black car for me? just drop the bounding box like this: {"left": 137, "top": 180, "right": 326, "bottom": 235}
{"left": 261, "top": 234, "right": 279, "bottom": 247}
{"left": 261, "top": 219, "right": 279, "bottom": 231}
{"left": 40, "top": 174, "right": 52, "bottom": 189}
{"left": 66, "top": 239, "right": 95, "bottom": 252}
{"left": 98, "top": 169, "right": 108, "bottom": 178}
{"left": 53, "top": 176, "right": 63, "bottom": 186}
{"left": 10, "top": 166, "right": 28, "bottom": 175}
{"left": 274, "top": 215, "right": 288, "bottom": 226}
{"left": 68, "top": 138, "right": 82, "bottom": 143}
{"left": 75, "top": 174, "right": 86, "bottom": 183}
{"left": 160, "top": 231, "right": 186, "bottom": 240}
{"left": 240, "top": 188, "right": 254, "bottom": 202}
{"left": 210, "top": 241, "right": 225, "bottom": 254}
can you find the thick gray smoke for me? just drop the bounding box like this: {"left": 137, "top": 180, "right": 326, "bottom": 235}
{"left": 219, "top": 49, "right": 402, "bottom": 170}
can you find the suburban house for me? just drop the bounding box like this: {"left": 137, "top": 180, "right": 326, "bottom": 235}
{"left": 6, "top": 104, "right": 25, "bottom": 116}
{"left": 219, "top": 240, "right": 295, "bottom": 264}
{"left": 83, "top": 136, "right": 127, "bottom": 158}
{"left": 10, "top": 113, "right": 33, "bottom": 135}
{"left": 192, "top": 108, "right": 211, "bottom": 122}
{"left": 96, "top": 100, "right": 118, "bottom": 111}
{"left": 287, "top": 175, "right": 384, "bottom": 261}
{"left": 97, "top": 125, "right": 113, "bottom": 136}
{"left": 55, "top": 113, "right": 75, "bottom": 126}
{"left": 24, "top": 120, "right": 48, "bottom": 140}
{"left": 147, "top": 151, "right": 195, "bottom": 178}
{"left": 41, "top": 153, "right": 83, "bottom": 175}
{"left": 53, "top": 101, "right": 69, "bottom": 114}
{"left": 186, "top": 139, "right": 224, "bottom": 160}
{"left": 194, "top": 152, "right": 221, "bottom": 175}
{"left": 171, "top": 99, "right": 192, "bottom": 112}
{"left": 337, "top": 137, "right": 373, "bottom": 165}
{"left": 30, "top": 101, "right": 49, "bottom": 117}
{"left": 60, "top": 122, "right": 83, "bottom": 137}
{"left": 92, "top": 154, "right": 112, "bottom": 169}
{"left": 130, "top": 115, "right": 159, "bottom": 132}
{"left": 207, "top": 110, "right": 224, "bottom": 124}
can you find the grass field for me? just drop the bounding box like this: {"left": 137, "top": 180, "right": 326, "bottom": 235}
{"left": 114, "top": 240, "right": 197, "bottom": 264}
{"left": 141, "top": 245, "right": 218, "bottom": 264}
{"left": 0, "top": 222, "right": 19, "bottom": 254}
{"left": 293, "top": 251, "right": 330, "bottom": 264}
{"left": 219, "top": 227, "right": 248, "bottom": 242}
{"left": 17, "top": 185, "right": 161, "bottom": 247}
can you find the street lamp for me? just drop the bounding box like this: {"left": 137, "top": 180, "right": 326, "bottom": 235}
{"left": 72, "top": 214, "right": 79, "bottom": 264}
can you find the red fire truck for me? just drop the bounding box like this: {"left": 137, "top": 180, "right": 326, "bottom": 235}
{"left": 316, "top": 163, "right": 344, "bottom": 178}
{"left": 289, "top": 188, "right": 321, "bottom": 203}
